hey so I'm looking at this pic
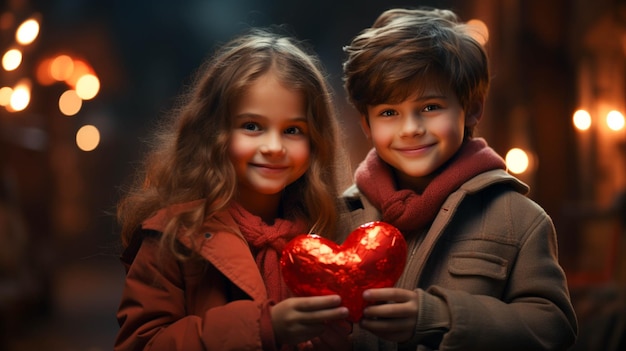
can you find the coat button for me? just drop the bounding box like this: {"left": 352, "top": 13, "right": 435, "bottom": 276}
{"left": 204, "top": 232, "right": 212, "bottom": 239}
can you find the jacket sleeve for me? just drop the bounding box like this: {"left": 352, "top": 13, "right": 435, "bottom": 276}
{"left": 412, "top": 212, "right": 578, "bottom": 351}
{"left": 114, "top": 236, "right": 275, "bottom": 351}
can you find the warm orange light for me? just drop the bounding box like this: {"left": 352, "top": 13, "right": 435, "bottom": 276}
{"left": 49, "top": 54, "right": 74, "bottom": 81}
{"left": 573, "top": 109, "right": 592, "bottom": 131}
{"left": 2, "top": 48, "right": 22, "bottom": 71}
{"left": 9, "top": 80, "right": 31, "bottom": 112}
{"left": 76, "top": 125, "right": 100, "bottom": 151}
{"left": 606, "top": 110, "right": 625, "bottom": 131}
{"left": 75, "top": 74, "right": 100, "bottom": 100}
{"left": 36, "top": 58, "right": 55, "bottom": 85}
{"left": 467, "top": 19, "right": 489, "bottom": 46}
{"left": 16, "top": 18, "right": 40, "bottom": 45}
{"left": 0, "top": 87, "right": 12, "bottom": 106}
{"left": 65, "top": 59, "right": 94, "bottom": 87}
{"left": 59, "top": 90, "right": 82, "bottom": 116}
{"left": 505, "top": 148, "right": 529, "bottom": 174}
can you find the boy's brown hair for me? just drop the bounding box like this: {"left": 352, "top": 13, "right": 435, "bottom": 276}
{"left": 343, "top": 8, "right": 490, "bottom": 138}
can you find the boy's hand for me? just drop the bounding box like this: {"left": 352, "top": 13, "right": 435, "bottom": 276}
{"left": 271, "top": 295, "right": 350, "bottom": 345}
{"left": 359, "top": 288, "right": 419, "bottom": 342}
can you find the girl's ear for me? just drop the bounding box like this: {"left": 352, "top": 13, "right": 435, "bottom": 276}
{"left": 360, "top": 114, "right": 372, "bottom": 138}
{"left": 465, "top": 100, "right": 484, "bottom": 128}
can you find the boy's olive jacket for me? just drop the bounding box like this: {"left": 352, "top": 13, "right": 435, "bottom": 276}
{"left": 338, "top": 169, "right": 578, "bottom": 351}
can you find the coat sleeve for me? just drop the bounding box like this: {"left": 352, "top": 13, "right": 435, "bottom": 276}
{"left": 114, "top": 236, "right": 275, "bottom": 351}
{"left": 413, "top": 212, "right": 578, "bottom": 351}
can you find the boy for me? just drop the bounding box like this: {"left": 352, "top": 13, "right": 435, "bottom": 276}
{"left": 339, "top": 7, "right": 578, "bottom": 350}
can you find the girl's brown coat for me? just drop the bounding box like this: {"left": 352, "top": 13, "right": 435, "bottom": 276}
{"left": 115, "top": 205, "right": 275, "bottom": 350}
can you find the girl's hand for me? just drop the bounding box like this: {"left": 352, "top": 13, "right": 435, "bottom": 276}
{"left": 359, "top": 288, "right": 419, "bottom": 342}
{"left": 271, "top": 295, "right": 350, "bottom": 345}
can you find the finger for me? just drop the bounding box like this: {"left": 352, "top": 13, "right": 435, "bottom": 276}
{"left": 363, "top": 288, "right": 412, "bottom": 303}
{"left": 364, "top": 302, "right": 415, "bottom": 319}
{"left": 293, "top": 295, "right": 343, "bottom": 312}
{"left": 300, "top": 306, "right": 350, "bottom": 324}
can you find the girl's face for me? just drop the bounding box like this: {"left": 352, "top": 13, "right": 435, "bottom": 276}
{"left": 229, "top": 72, "right": 310, "bottom": 209}
{"left": 362, "top": 84, "right": 480, "bottom": 192}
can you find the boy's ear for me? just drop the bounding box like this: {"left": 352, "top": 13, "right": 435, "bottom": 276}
{"left": 360, "top": 114, "right": 372, "bottom": 138}
{"left": 465, "top": 100, "right": 484, "bottom": 127}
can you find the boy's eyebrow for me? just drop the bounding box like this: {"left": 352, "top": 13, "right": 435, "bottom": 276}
{"left": 368, "top": 91, "right": 450, "bottom": 107}
{"left": 412, "top": 92, "right": 448, "bottom": 101}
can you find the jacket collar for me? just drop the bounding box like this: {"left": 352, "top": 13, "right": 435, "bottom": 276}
{"left": 141, "top": 200, "right": 268, "bottom": 301}
{"left": 459, "top": 169, "right": 529, "bottom": 195}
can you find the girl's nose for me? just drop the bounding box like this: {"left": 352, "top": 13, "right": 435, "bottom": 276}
{"left": 259, "top": 132, "right": 286, "bottom": 155}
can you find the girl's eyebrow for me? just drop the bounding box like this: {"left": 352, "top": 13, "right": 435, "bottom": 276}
{"left": 289, "top": 116, "right": 308, "bottom": 123}
{"left": 234, "top": 112, "right": 264, "bottom": 120}
{"left": 234, "top": 113, "right": 308, "bottom": 123}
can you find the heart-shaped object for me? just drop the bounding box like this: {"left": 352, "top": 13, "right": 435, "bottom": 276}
{"left": 280, "top": 221, "right": 407, "bottom": 322}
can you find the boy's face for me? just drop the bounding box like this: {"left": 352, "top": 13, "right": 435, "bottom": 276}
{"left": 361, "top": 85, "right": 481, "bottom": 188}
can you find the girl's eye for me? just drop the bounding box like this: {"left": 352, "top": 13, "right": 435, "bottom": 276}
{"left": 284, "top": 126, "right": 303, "bottom": 135}
{"left": 242, "top": 122, "right": 261, "bottom": 131}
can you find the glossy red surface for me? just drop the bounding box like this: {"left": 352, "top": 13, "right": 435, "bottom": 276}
{"left": 281, "top": 221, "right": 407, "bottom": 322}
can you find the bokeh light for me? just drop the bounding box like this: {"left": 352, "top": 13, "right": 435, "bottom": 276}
{"left": 59, "top": 90, "right": 82, "bottom": 116}
{"left": 606, "top": 110, "right": 625, "bottom": 131}
{"left": 76, "top": 124, "right": 100, "bottom": 151}
{"left": 573, "top": 109, "right": 592, "bottom": 131}
{"left": 0, "top": 86, "right": 12, "bottom": 106}
{"left": 66, "top": 59, "right": 94, "bottom": 87}
{"left": 2, "top": 48, "right": 22, "bottom": 71}
{"left": 466, "top": 19, "right": 489, "bottom": 45}
{"left": 9, "top": 79, "right": 31, "bottom": 111}
{"left": 505, "top": 148, "right": 530, "bottom": 174}
{"left": 35, "top": 57, "right": 55, "bottom": 85}
{"left": 16, "top": 18, "right": 40, "bottom": 45}
{"left": 75, "top": 74, "right": 100, "bottom": 100}
{"left": 50, "top": 54, "right": 74, "bottom": 81}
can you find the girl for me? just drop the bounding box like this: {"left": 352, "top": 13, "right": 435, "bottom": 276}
{"left": 114, "top": 28, "right": 351, "bottom": 351}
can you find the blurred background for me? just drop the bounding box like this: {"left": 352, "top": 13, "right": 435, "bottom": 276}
{"left": 1, "top": 0, "right": 625, "bottom": 350}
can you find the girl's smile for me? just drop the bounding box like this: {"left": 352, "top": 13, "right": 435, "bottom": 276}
{"left": 250, "top": 163, "right": 290, "bottom": 175}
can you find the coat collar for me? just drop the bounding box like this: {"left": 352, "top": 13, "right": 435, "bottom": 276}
{"left": 459, "top": 169, "right": 529, "bottom": 195}
{"left": 141, "top": 200, "right": 268, "bottom": 301}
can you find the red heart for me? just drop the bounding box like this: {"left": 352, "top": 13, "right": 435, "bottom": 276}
{"left": 280, "top": 221, "right": 407, "bottom": 322}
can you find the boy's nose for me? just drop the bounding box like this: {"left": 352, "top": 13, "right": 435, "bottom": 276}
{"left": 400, "top": 116, "right": 425, "bottom": 137}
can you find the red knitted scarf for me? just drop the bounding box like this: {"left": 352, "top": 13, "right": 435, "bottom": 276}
{"left": 355, "top": 138, "right": 506, "bottom": 232}
{"left": 228, "top": 202, "right": 308, "bottom": 302}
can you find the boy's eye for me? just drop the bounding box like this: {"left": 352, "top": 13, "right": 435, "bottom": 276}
{"left": 423, "top": 104, "right": 440, "bottom": 112}
{"left": 380, "top": 109, "right": 397, "bottom": 117}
